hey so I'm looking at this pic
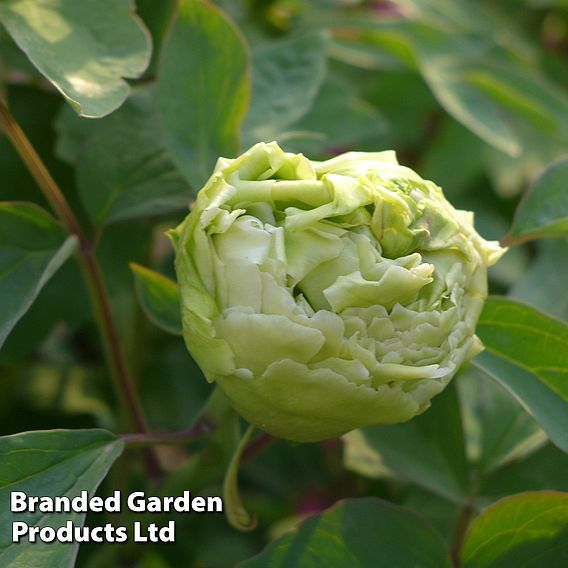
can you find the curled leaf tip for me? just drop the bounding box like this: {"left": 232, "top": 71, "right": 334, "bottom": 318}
{"left": 223, "top": 425, "right": 257, "bottom": 532}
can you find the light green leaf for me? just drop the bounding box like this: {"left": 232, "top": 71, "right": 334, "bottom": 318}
{"left": 418, "top": 41, "right": 520, "bottom": 156}
{"left": 412, "top": 28, "right": 568, "bottom": 158}
{"left": 475, "top": 297, "right": 568, "bottom": 453}
{"left": 392, "top": 0, "right": 535, "bottom": 61}
{"left": 343, "top": 384, "right": 470, "bottom": 503}
{"left": 462, "top": 491, "right": 568, "bottom": 567}
{"left": 0, "top": 0, "right": 151, "bottom": 118}
{"left": 243, "top": 31, "right": 328, "bottom": 146}
{"left": 158, "top": 0, "right": 250, "bottom": 189}
{"left": 419, "top": 41, "right": 568, "bottom": 158}
{"left": 0, "top": 202, "right": 77, "bottom": 349}
{"left": 0, "top": 429, "right": 124, "bottom": 568}
{"left": 240, "top": 498, "right": 452, "bottom": 568}
{"left": 74, "top": 87, "right": 191, "bottom": 225}
{"left": 320, "top": 14, "right": 568, "bottom": 160}
{"left": 130, "top": 262, "right": 182, "bottom": 335}
{"left": 508, "top": 158, "right": 568, "bottom": 243}
{"left": 328, "top": 36, "right": 405, "bottom": 71}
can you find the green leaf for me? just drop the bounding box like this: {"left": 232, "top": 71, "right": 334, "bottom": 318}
{"left": 52, "top": 103, "right": 101, "bottom": 166}
{"left": 343, "top": 384, "right": 470, "bottom": 503}
{"left": 399, "top": 486, "right": 461, "bottom": 546}
{"left": 327, "top": 36, "right": 405, "bottom": 71}
{"left": 280, "top": 76, "right": 387, "bottom": 156}
{"left": 480, "top": 444, "right": 568, "bottom": 500}
{"left": 0, "top": 26, "right": 41, "bottom": 83}
{"left": 75, "top": 87, "right": 191, "bottom": 225}
{"left": 0, "top": 202, "right": 77, "bottom": 350}
{"left": 411, "top": 29, "right": 568, "bottom": 159}
{"left": 2, "top": 87, "right": 77, "bottom": 205}
{"left": 96, "top": 220, "right": 153, "bottom": 339}
{"left": 469, "top": 205, "right": 529, "bottom": 289}
{"left": 422, "top": 44, "right": 568, "bottom": 157}
{"left": 0, "top": 429, "right": 124, "bottom": 567}
{"left": 0, "top": 261, "right": 88, "bottom": 364}
{"left": 391, "top": 0, "right": 535, "bottom": 62}
{"left": 0, "top": 0, "right": 151, "bottom": 118}
{"left": 419, "top": 44, "right": 520, "bottom": 156}
{"left": 322, "top": 15, "right": 568, "bottom": 160}
{"left": 243, "top": 31, "right": 328, "bottom": 146}
{"left": 239, "top": 498, "right": 451, "bottom": 568}
{"left": 511, "top": 238, "right": 568, "bottom": 321}
{"left": 508, "top": 158, "right": 568, "bottom": 243}
{"left": 462, "top": 491, "right": 568, "bottom": 567}
{"left": 360, "top": 71, "right": 435, "bottom": 150}
{"left": 130, "top": 262, "right": 182, "bottom": 335}
{"left": 158, "top": 0, "right": 250, "bottom": 189}
{"left": 313, "top": 16, "right": 522, "bottom": 150}
{"left": 475, "top": 297, "right": 568, "bottom": 453}
{"left": 420, "top": 118, "right": 485, "bottom": 197}
{"left": 136, "top": 0, "right": 178, "bottom": 74}
{"left": 457, "top": 366, "right": 546, "bottom": 475}
{"left": 140, "top": 341, "right": 213, "bottom": 433}
{"left": 160, "top": 387, "right": 241, "bottom": 495}
{"left": 482, "top": 116, "right": 567, "bottom": 199}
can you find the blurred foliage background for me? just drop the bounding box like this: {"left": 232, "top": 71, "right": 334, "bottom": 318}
{"left": 1, "top": 0, "right": 568, "bottom": 566}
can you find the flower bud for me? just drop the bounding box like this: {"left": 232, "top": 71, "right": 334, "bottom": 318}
{"left": 171, "top": 142, "right": 505, "bottom": 442}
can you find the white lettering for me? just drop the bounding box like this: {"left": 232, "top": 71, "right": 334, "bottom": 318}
{"left": 133, "top": 521, "right": 175, "bottom": 542}
{"left": 128, "top": 492, "right": 146, "bottom": 512}
{"left": 38, "top": 498, "right": 54, "bottom": 513}
{"left": 208, "top": 496, "right": 223, "bottom": 512}
{"left": 39, "top": 527, "right": 56, "bottom": 542}
{"left": 133, "top": 521, "right": 147, "bottom": 542}
{"left": 57, "top": 522, "right": 73, "bottom": 543}
{"left": 160, "top": 521, "right": 175, "bottom": 542}
{"left": 10, "top": 492, "right": 28, "bottom": 512}
{"left": 28, "top": 526, "right": 40, "bottom": 542}
{"left": 12, "top": 522, "right": 28, "bottom": 542}
{"left": 192, "top": 496, "right": 205, "bottom": 512}
{"left": 106, "top": 491, "right": 121, "bottom": 512}
{"left": 173, "top": 493, "right": 188, "bottom": 512}
{"left": 90, "top": 496, "right": 103, "bottom": 512}
{"left": 115, "top": 526, "right": 128, "bottom": 543}
{"left": 90, "top": 526, "right": 103, "bottom": 543}
{"left": 69, "top": 491, "right": 88, "bottom": 512}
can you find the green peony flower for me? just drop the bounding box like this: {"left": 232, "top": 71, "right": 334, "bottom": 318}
{"left": 171, "top": 142, "right": 505, "bottom": 442}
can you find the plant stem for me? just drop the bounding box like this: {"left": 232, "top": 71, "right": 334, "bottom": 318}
{"left": 0, "top": 102, "right": 87, "bottom": 246}
{"left": 122, "top": 419, "right": 215, "bottom": 448}
{"left": 451, "top": 472, "right": 479, "bottom": 568}
{"left": 451, "top": 500, "right": 475, "bottom": 568}
{"left": 242, "top": 432, "right": 276, "bottom": 462}
{"left": 123, "top": 423, "right": 276, "bottom": 476}
{"left": 0, "top": 101, "right": 160, "bottom": 477}
{"left": 78, "top": 251, "right": 148, "bottom": 434}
